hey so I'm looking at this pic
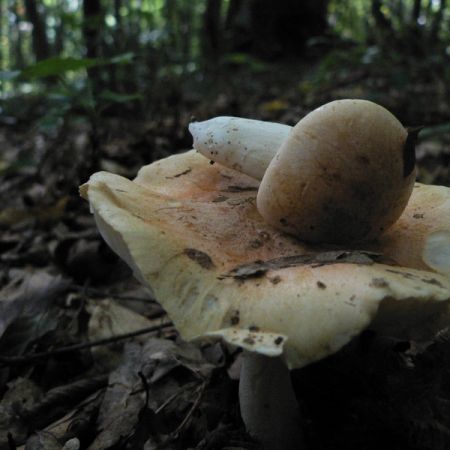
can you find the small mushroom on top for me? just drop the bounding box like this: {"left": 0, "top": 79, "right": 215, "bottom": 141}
{"left": 190, "top": 99, "right": 419, "bottom": 244}
{"left": 81, "top": 150, "right": 450, "bottom": 449}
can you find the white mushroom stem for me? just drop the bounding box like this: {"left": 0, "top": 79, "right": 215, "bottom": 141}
{"left": 239, "top": 351, "right": 303, "bottom": 449}
{"left": 189, "top": 117, "right": 291, "bottom": 180}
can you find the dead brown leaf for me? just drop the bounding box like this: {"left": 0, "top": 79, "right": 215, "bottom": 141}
{"left": 0, "top": 270, "right": 69, "bottom": 339}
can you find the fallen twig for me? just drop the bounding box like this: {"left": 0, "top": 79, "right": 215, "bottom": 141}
{"left": 0, "top": 321, "right": 173, "bottom": 365}
{"left": 172, "top": 381, "right": 206, "bottom": 438}
{"left": 23, "top": 375, "right": 108, "bottom": 429}
{"left": 69, "top": 283, "right": 157, "bottom": 303}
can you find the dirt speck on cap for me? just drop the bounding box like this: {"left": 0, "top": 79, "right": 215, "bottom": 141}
{"left": 370, "top": 278, "right": 389, "bottom": 288}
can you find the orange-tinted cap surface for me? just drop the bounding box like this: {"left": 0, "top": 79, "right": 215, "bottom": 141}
{"left": 81, "top": 150, "right": 450, "bottom": 369}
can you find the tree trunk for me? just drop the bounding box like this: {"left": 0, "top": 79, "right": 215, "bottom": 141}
{"left": 82, "top": 0, "right": 104, "bottom": 92}
{"left": 406, "top": 0, "right": 424, "bottom": 55}
{"left": 82, "top": 0, "right": 104, "bottom": 171}
{"left": 225, "top": 0, "right": 243, "bottom": 29}
{"left": 429, "top": 0, "right": 446, "bottom": 43}
{"left": 225, "top": 0, "right": 246, "bottom": 54}
{"left": 412, "top": 0, "right": 422, "bottom": 23}
{"left": 371, "top": 0, "right": 394, "bottom": 33}
{"left": 83, "top": 0, "right": 103, "bottom": 60}
{"left": 113, "top": 0, "right": 123, "bottom": 50}
{"left": 0, "top": 1, "right": 4, "bottom": 73}
{"left": 225, "top": 0, "right": 329, "bottom": 58}
{"left": 370, "top": 0, "right": 398, "bottom": 50}
{"left": 179, "top": 3, "right": 193, "bottom": 67}
{"left": 164, "top": 0, "right": 178, "bottom": 56}
{"left": 54, "top": 6, "right": 65, "bottom": 56}
{"left": 10, "top": 1, "right": 25, "bottom": 68}
{"left": 24, "top": 0, "right": 51, "bottom": 61}
{"left": 202, "top": 0, "right": 222, "bottom": 61}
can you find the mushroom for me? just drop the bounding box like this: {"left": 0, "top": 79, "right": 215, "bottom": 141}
{"left": 190, "top": 99, "right": 418, "bottom": 244}
{"left": 80, "top": 150, "right": 450, "bottom": 449}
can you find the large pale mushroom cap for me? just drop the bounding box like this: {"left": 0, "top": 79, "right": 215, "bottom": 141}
{"left": 80, "top": 150, "right": 450, "bottom": 369}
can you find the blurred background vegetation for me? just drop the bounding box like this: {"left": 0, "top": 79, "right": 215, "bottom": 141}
{"left": 0, "top": 0, "right": 449, "bottom": 188}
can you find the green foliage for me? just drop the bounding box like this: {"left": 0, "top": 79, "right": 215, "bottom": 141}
{"left": 1, "top": 0, "right": 449, "bottom": 131}
{"left": 221, "top": 53, "right": 268, "bottom": 72}
{"left": 20, "top": 57, "right": 103, "bottom": 79}
{"left": 328, "top": 0, "right": 369, "bottom": 41}
{"left": 2, "top": 52, "right": 140, "bottom": 132}
{"left": 329, "top": 0, "right": 450, "bottom": 43}
{"left": 17, "top": 53, "right": 136, "bottom": 80}
{"left": 99, "top": 90, "right": 142, "bottom": 104}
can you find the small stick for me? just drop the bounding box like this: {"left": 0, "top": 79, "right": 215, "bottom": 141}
{"left": 69, "top": 283, "right": 157, "bottom": 303}
{"left": 0, "top": 321, "right": 173, "bottom": 366}
{"left": 172, "top": 382, "right": 206, "bottom": 437}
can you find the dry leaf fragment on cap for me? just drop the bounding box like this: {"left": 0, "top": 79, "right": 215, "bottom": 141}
{"left": 81, "top": 150, "right": 450, "bottom": 449}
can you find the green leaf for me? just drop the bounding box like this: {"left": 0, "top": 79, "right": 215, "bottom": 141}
{"left": 99, "top": 90, "right": 142, "bottom": 103}
{"left": 19, "top": 53, "right": 135, "bottom": 80}
{"left": 222, "top": 53, "right": 267, "bottom": 71}
{"left": 20, "top": 57, "right": 103, "bottom": 79}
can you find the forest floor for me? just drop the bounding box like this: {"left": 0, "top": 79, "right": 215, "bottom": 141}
{"left": 1, "top": 64, "right": 450, "bottom": 450}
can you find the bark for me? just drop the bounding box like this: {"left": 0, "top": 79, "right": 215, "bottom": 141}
{"left": 371, "top": 0, "right": 394, "bottom": 33}
{"left": 82, "top": 0, "right": 104, "bottom": 171}
{"left": 114, "top": 0, "right": 122, "bottom": 28}
{"left": 11, "top": 1, "right": 25, "bottom": 68}
{"left": 224, "top": 0, "right": 247, "bottom": 55}
{"left": 226, "top": 0, "right": 329, "bottom": 58}
{"left": 409, "top": 0, "right": 424, "bottom": 55}
{"left": 54, "top": 21, "right": 64, "bottom": 56}
{"left": 24, "top": 0, "right": 51, "bottom": 61}
{"left": 225, "top": 0, "right": 243, "bottom": 29}
{"left": 110, "top": 0, "right": 123, "bottom": 92}
{"left": 202, "top": 0, "right": 222, "bottom": 60}
{"left": 113, "top": 0, "right": 123, "bottom": 50}
{"left": 179, "top": 3, "right": 193, "bottom": 66}
{"left": 0, "top": 1, "right": 3, "bottom": 71}
{"left": 82, "top": 0, "right": 104, "bottom": 92}
{"left": 164, "top": 0, "right": 178, "bottom": 54}
{"left": 412, "top": 0, "right": 422, "bottom": 23}
{"left": 429, "top": 0, "right": 446, "bottom": 42}
{"left": 82, "top": 0, "right": 103, "bottom": 60}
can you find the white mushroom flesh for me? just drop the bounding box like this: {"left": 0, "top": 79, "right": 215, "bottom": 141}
{"left": 189, "top": 116, "right": 291, "bottom": 180}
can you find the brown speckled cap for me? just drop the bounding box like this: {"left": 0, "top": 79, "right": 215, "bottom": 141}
{"left": 80, "top": 150, "right": 450, "bottom": 369}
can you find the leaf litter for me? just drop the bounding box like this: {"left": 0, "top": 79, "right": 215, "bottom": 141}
{"left": 0, "top": 95, "right": 450, "bottom": 450}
